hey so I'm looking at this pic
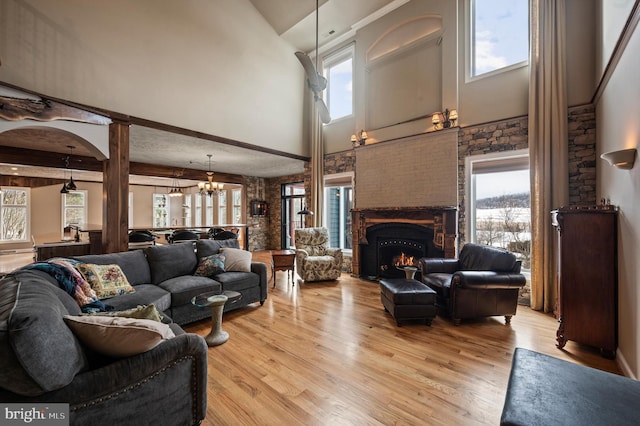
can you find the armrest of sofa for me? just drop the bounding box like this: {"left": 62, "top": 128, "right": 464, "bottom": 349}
{"left": 452, "top": 271, "right": 526, "bottom": 289}
{"left": 326, "top": 248, "right": 343, "bottom": 265}
{"left": 419, "top": 258, "right": 460, "bottom": 274}
{"left": 31, "top": 333, "right": 208, "bottom": 425}
{"left": 251, "top": 261, "right": 268, "bottom": 303}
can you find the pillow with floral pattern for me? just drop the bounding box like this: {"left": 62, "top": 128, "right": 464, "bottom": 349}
{"left": 76, "top": 263, "right": 135, "bottom": 299}
{"left": 194, "top": 253, "right": 226, "bottom": 277}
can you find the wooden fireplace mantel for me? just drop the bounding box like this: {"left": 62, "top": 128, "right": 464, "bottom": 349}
{"left": 350, "top": 206, "right": 458, "bottom": 277}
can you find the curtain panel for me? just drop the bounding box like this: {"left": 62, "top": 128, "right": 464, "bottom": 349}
{"left": 528, "top": 0, "right": 569, "bottom": 312}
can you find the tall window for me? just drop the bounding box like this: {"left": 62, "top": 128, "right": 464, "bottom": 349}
{"left": 467, "top": 151, "right": 530, "bottom": 271}
{"left": 469, "top": 0, "right": 529, "bottom": 79}
{"left": 218, "top": 191, "right": 227, "bottom": 224}
{"left": 205, "top": 195, "right": 214, "bottom": 226}
{"left": 62, "top": 191, "right": 87, "bottom": 230}
{"left": 323, "top": 173, "right": 353, "bottom": 251}
{"left": 281, "top": 183, "right": 305, "bottom": 249}
{"left": 232, "top": 189, "right": 243, "bottom": 224}
{"left": 1, "top": 188, "right": 29, "bottom": 242}
{"left": 183, "top": 195, "right": 192, "bottom": 227}
{"left": 194, "top": 194, "right": 202, "bottom": 227}
{"left": 323, "top": 46, "right": 353, "bottom": 121}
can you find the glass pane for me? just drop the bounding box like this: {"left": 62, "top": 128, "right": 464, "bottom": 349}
{"left": 343, "top": 187, "right": 353, "bottom": 249}
{"left": 1, "top": 207, "right": 26, "bottom": 240}
{"left": 219, "top": 208, "right": 227, "bottom": 224}
{"left": 233, "top": 189, "right": 242, "bottom": 205}
{"left": 205, "top": 196, "right": 213, "bottom": 226}
{"left": 233, "top": 206, "right": 241, "bottom": 224}
{"left": 327, "top": 57, "right": 353, "bottom": 120}
{"left": 283, "top": 183, "right": 304, "bottom": 196}
{"left": 65, "top": 192, "right": 85, "bottom": 206}
{"left": 474, "top": 169, "right": 530, "bottom": 267}
{"left": 65, "top": 207, "right": 84, "bottom": 227}
{"left": 2, "top": 189, "right": 27, "bottom": 205}
{"left": 472, "top": 0, "right": 529, "bottom": 76}
{"left": 194, "top": 195, "right": 202, "bottom": 227}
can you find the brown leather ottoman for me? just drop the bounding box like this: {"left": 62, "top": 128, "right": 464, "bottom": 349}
{"left": 380, "top": 278, "right": 437, "bottom": 326}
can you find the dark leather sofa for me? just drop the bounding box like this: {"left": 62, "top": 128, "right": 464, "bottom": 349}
{"left": 419, "top": 243, "right": 526, "bottom": 325}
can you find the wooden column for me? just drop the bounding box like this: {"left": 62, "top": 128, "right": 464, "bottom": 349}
{"left": 103, "top": 120, "right": 130, "bottom": 253}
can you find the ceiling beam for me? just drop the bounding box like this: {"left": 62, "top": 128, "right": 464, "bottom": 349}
{"left": 0, "top": 146, "right": 245, "bottom": 184}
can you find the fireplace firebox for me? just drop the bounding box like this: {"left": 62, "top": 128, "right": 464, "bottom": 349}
{"left": 360, "top": 223, "right": 441, "bottom": 279}
{"left": 351, "top": 207, "right": 457, "bottom": 279}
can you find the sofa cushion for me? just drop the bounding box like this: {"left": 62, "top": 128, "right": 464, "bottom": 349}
{"left": 220, "top": 247, "right": 252, "bottom": 272}
{"left": 64, "top": 315, "right": 175, "bottom": 358}
{"left": 194, "top": 253, "right": 226, "bottom": 277}
{"left": 89, "top": 304, "right": 164, "bottom": 322}
{"left": 158, "top": 276, "right": 221, "bottom": 307}
{"left": 76, "top": 263, "right": 136, "bottom": 299}
{"left": 196, "top": 238, "right": 240, "bottom": 258}
{"left": 458, "top": 243, "right": 517, "bottom": 272}
{"left": 145, "top": 243, "right": 198, "bottom": 285}
{"left": 75, "top": 250, "right": 152, "bottom": 286}
{"left": 102, "top": 284, "right": 171, "bottom": 313}
{"left": 0, "top": 275, "right": 88, "bottom": 396}
{"left": 214, "top": 271, "right": 259, "bottom": 292}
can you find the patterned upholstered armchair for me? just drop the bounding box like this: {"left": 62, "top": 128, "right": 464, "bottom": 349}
{"left": 294, "top": 227, "right": 343, "bottom": 282}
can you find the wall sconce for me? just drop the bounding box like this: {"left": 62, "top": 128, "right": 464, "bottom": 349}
{"left": 351, "top": 129, "right": 368, "bottom": 147}
{"left": 251, "top": 200, "right": 268, "bottom": 217}
{"left": 432, "top": 109, "right": 458, "bottom": 130}
{"left": 600, "top": 148, "right": 637, "bottom": 170}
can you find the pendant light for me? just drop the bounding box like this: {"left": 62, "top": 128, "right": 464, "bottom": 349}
{"left": 66, "top": 145, "right": 77, "bottom": 191}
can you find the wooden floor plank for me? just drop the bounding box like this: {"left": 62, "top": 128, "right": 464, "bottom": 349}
{"left": 185, "top": 252, "right": 621, "bottom": 425}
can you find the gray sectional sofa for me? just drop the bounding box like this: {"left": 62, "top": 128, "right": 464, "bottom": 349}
{"left": 75, "top": 238, "right": 268, "bottom": 325}
{"left": 0, "top": 238, "right": 267, "bottom": 425}
{"left": 0, "top": 268, "right": 208, "bottom": 426}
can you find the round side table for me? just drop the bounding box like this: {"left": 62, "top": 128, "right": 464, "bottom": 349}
{"left": 191, "top": 290, "right": 241, "bottom": 346}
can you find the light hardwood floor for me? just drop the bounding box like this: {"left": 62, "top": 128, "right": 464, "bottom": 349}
{"left": 185, "top": 251, "right": 621, "bottom": 426}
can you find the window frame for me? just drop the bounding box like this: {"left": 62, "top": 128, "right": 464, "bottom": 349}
{"left": 322, "top": 44, "right": 355, "bottom": 123}
{"left": 322, "top": 172, "right": 354, "bottom": 252}
{"left": 0, "top": 187, "right": 30, "bottom": 243}
{"left": 466, "top": 0, "right": 530, "bottom": 83}
{"left": 61, "top": 190, "right": 87, "bottom": 237}
{"left": 465, "top": 149, "right": 530, "bottom": 244}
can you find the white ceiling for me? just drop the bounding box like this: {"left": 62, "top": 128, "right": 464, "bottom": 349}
{"left": 2, "top": 0, "right": 403, "bottom": 184}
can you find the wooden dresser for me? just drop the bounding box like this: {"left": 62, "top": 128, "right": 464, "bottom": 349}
{"left": 551, "top": 205, "right": 618, "bottom": 358}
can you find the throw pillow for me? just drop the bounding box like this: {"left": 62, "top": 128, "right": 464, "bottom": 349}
{"left": 88, "top": 304, "right": 164, "bottom": 322}
{"left": 63, "top": 315, "right": 175, "bottom": 358}
{"left": 220, "top": 247, "right": 252, "bottom": 272}
{"left": 194, "top": 253, "right": 226, "bottom": 277}
{"left": 76, "top": 264, "right": 136, "bottom": 299}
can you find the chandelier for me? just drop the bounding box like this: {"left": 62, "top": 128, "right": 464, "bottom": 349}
{"left": 198, "top": 154, "right": 223, "bottom": 197}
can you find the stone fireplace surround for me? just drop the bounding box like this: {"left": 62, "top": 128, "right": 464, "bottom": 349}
{"left": 351, "top": 207, "right": 457, "bottom": 279}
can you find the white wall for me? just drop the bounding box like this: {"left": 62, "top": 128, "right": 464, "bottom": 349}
{"left": 596, "top": 3, "right": 640, "bottom": 378}
{"left": 0, "top": 0, "right": 306, "bottom": 156}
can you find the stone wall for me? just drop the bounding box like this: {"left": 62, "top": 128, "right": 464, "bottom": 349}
{"left": 457, "top": 117, "right": 529, "bottom": 244}
{"left": 252, "top": 105, "right": 596, "bottom": 269}
{"left": 567, "top": 104, "right": 597, "bottom": 204}
{"left": 244, "top": 176, "right": 269, "bottom": 251}
{"left": 457, "top": 104, "right": 596, "bottom": 244}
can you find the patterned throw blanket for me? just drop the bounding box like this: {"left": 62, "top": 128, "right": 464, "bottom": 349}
{"left": 21, "top": 258, "right": 112, "bottom": 312}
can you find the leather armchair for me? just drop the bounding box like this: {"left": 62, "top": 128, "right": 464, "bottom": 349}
{"left": 419, "top": 243, "right": 526, "bottom": 325}
{"left": 294, "top": 227, "right": 343, "bottom": 282}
